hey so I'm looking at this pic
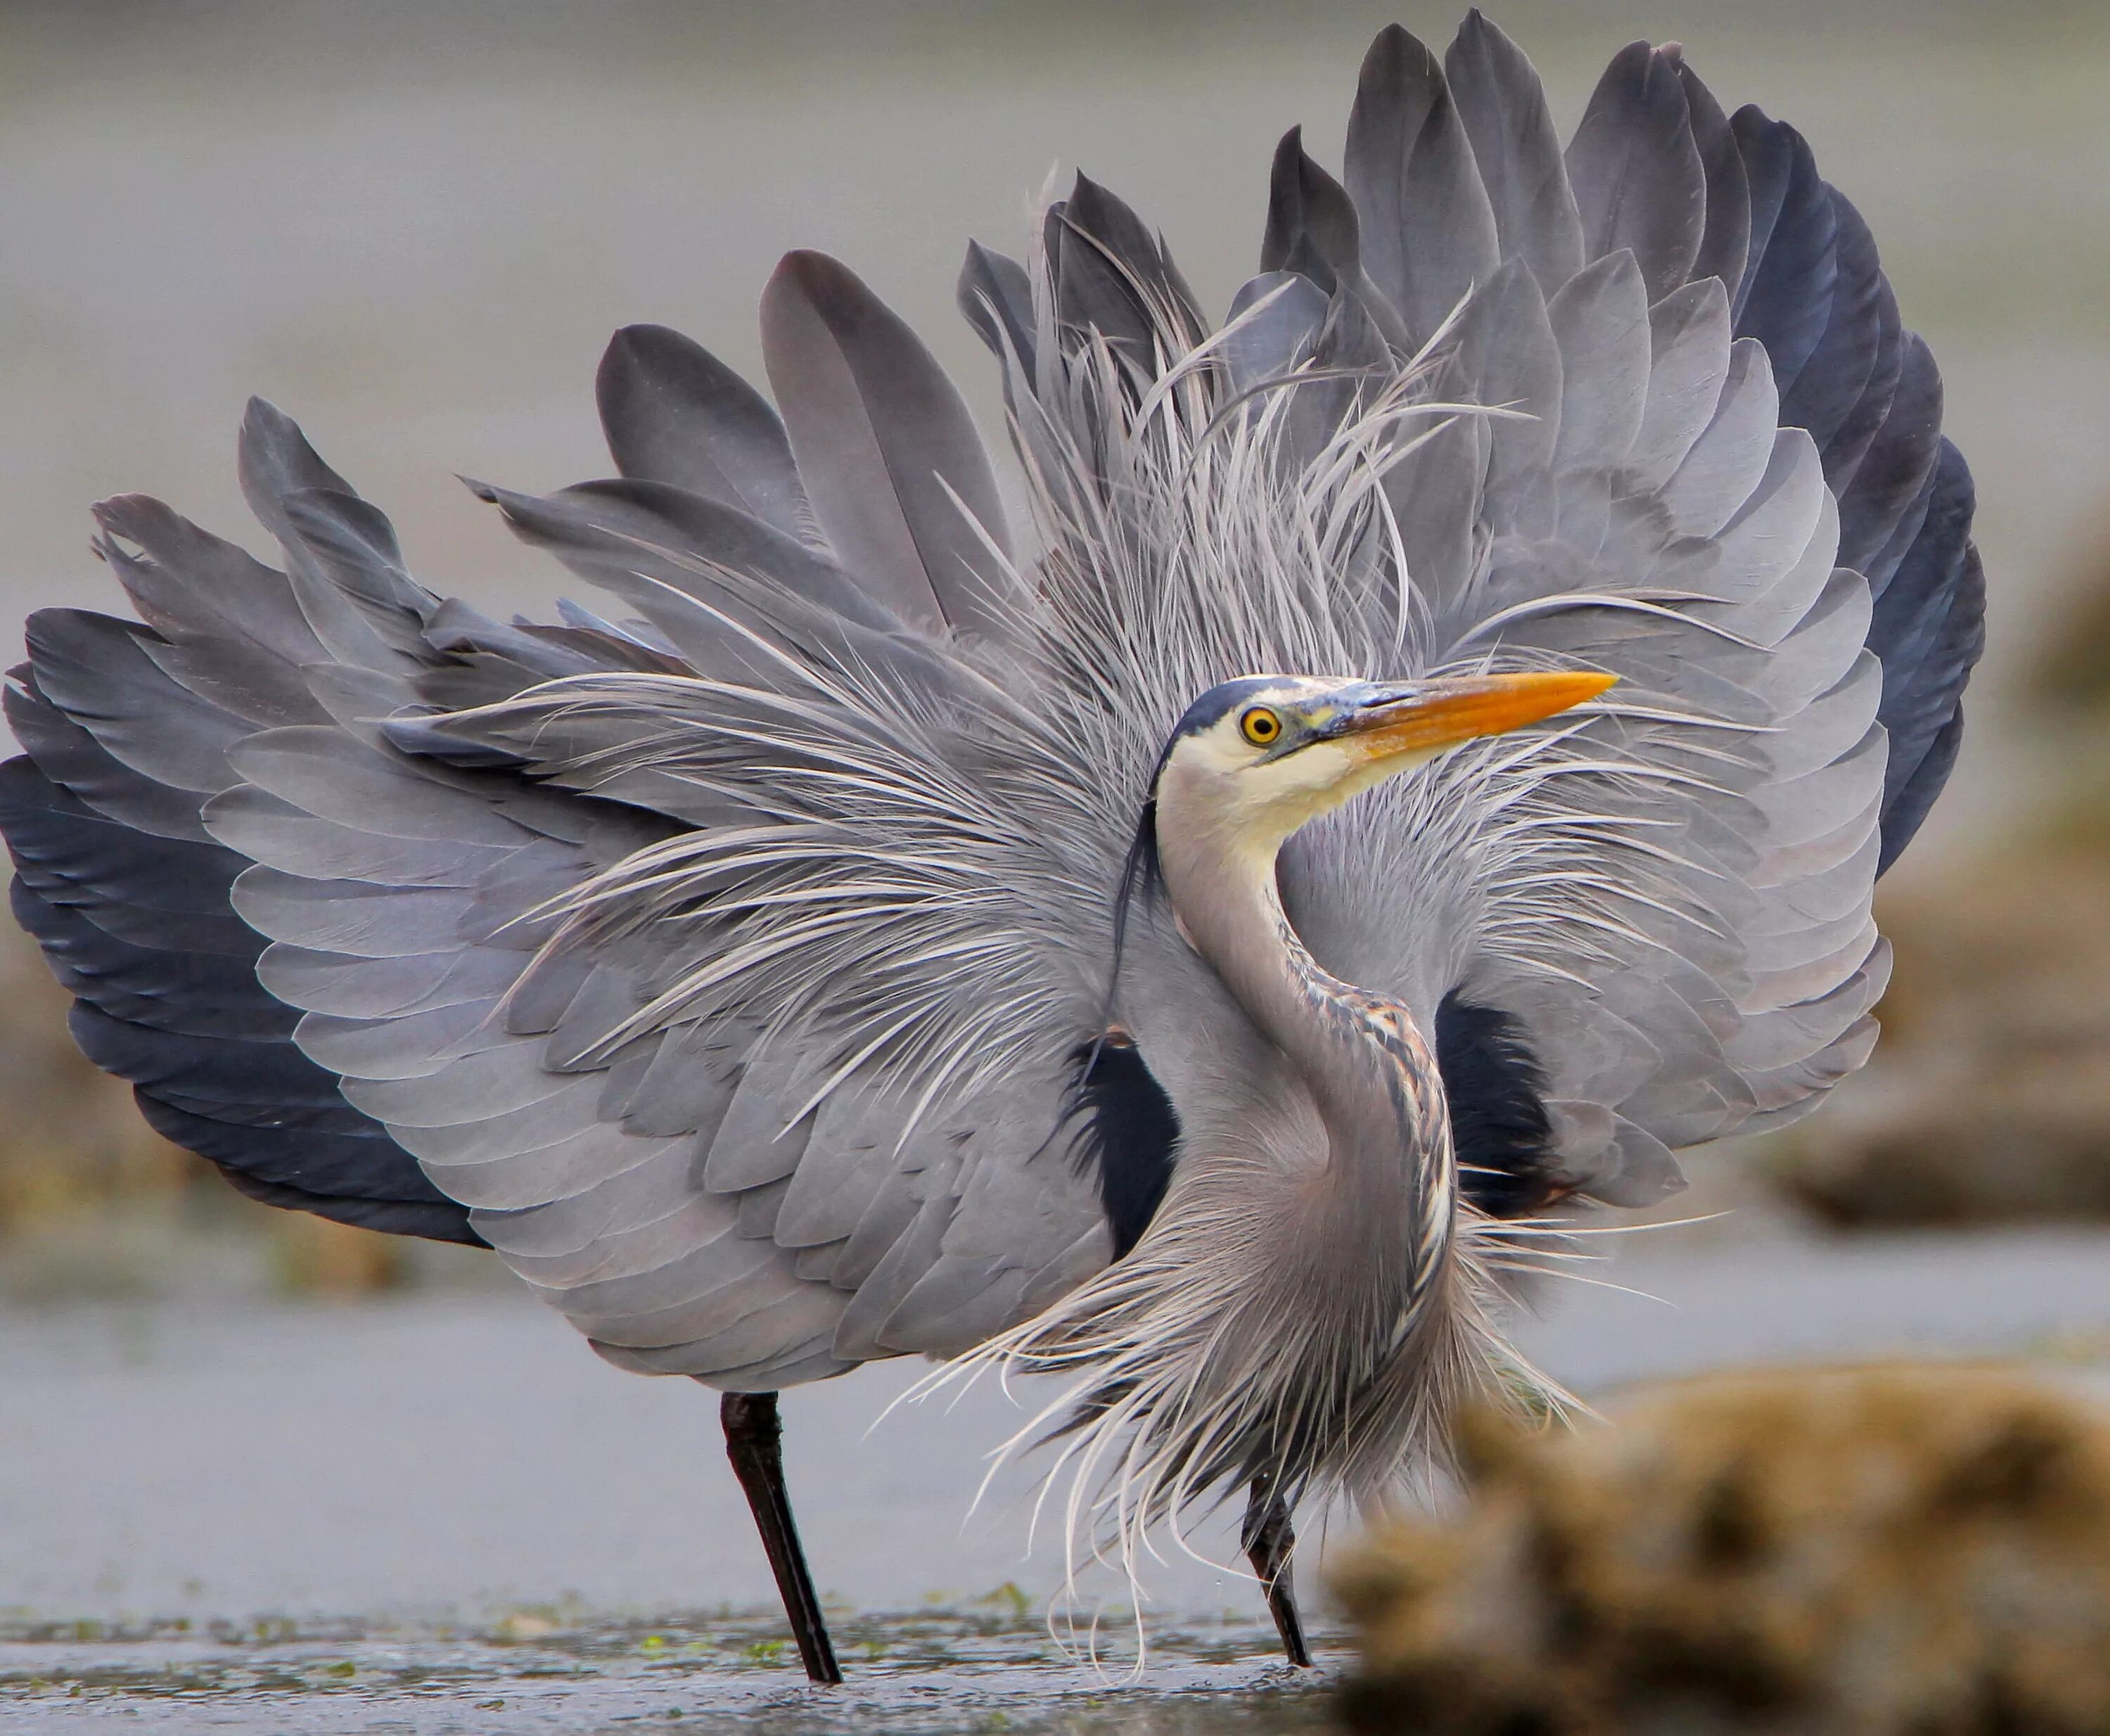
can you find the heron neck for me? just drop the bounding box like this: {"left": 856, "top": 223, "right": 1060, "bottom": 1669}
{"left": 1163, "top": 831, "right": 1452, "bottom": 1254}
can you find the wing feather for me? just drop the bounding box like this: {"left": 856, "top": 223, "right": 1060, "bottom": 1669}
{"left": 595, "top": 324, "right": 811, "bottom": 539}
{"left": 1345, "top": 24, "right": 1500, "bottom": 350}
{"left": 1565, "top": 42, "right": 1707, "bottom": 301}
{"left": 1445, "top": 10, "right": 1585, "bottom": 288}
{"left": 760, "top": 250, "right": 1014, "bottom": 641}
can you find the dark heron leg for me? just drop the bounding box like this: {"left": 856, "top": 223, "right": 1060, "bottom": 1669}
{"left": 1243, "top": 1474, "right": 1313, "bottom": 1667}
{"left": 721, "top": 1391, "right": 843, "bottom": 1683}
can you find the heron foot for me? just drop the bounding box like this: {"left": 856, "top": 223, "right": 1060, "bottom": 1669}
{"left": 1243, "top": 1474, "right": 1314, "bottom": 1668}
{"left": 721, "top": 1391, "right": 843, "bottom": 1683}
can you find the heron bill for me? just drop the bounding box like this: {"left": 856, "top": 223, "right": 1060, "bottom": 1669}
{"left": 1335, "top": 671, "right": 1617, "bottom": 764}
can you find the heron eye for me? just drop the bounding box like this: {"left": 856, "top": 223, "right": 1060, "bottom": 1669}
{"left": 1240, "top": 706, "right": 1282, "bottom": 746}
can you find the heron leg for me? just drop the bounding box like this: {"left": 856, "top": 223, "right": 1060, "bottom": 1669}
{"left": 720, "top": 1391, "right": 843, "bottom": 1684}
{"left": 1242, "top": 1474, "right": 1314, "bottom": 1668}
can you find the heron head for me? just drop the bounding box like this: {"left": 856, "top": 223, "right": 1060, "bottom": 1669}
{"left": 1151, "top": 670, "right": 1616, "bottom": 858}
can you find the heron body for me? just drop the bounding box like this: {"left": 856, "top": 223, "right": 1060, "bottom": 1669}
{"left": 0, "top": 12, "right": 1982, "bottom": 1678}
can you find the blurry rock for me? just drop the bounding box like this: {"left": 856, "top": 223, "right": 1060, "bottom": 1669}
{"left": 0, "top": 921, "right": 445, "bottom": 1297}
{"left": 1768, "top": 850, "right": 2110, "bottom": 1227}
{"left": 2030, "top": 528, "right": 2110, "bottom": 713}
{"left": 269, "top": 1212, "right": 410, "bottom": 1296}
{"left": 0, "top": 925, "right": 198, "bottom": 1232}
{"left": 1334, "top": 1364, "right": 2110, "bottom": 1736}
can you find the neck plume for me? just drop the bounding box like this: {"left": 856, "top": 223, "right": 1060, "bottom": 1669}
{"left": 1155, "top": 816, "right": 1459, "bottom": 1376}
{"left": 923, "top": 791, "right": 1545, "bottom": 1610}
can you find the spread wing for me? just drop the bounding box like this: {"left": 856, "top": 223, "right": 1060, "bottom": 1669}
{"left": 1, "top": 16, "right": 1980, "bottom": 1391}
{"left": 953, "top": 14, "right": 1981, "bottom": 1215}
{"left": 1306, "top": 17, "right": 1981, "bottom": 1201}
{"left": 5, "top": 301, "right": 1136, "bottom": 1388}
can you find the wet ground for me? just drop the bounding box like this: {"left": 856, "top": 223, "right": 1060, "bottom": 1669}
{"left": 6, "top": 1216, "right": 2109, "bottom": 1731}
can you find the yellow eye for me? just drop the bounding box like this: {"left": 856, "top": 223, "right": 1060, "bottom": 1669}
{"left": 1240, "top": 706, "right": 1282, "bottom": 747}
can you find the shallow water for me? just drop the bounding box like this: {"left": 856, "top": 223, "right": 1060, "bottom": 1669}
{"left": 0, "top": 1609, "right": 1338, "bottom": 1735}
{"left": 6, "top": 1221, "right": 2109, "bottom": 1730}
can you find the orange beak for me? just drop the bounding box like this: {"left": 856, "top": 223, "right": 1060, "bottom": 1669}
{"left": 1331, "top": 670, "right": 1616, "bottom": 763}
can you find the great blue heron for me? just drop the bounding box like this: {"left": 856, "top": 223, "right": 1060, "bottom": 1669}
{"left": 0, "top": 12, "right": 1980, "bottom": 1683}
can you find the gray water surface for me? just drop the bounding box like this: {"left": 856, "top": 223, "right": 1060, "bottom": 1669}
{"left": 5, "top": 1221, "right": 2108, "bottom": 1731}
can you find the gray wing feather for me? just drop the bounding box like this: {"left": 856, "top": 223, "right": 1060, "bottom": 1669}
{"left": 1345, "top": 24, "right": 1500, "bottom": 350}
{"left": 230, "top": 729, "right": 528, "bottom": 845}
{"left": 1674, "top": 55, "right": 1752, "bottom": 294}
{"left": 1775, "top": 194, "right": 1891, "bottom": 457}
{"left": 833, "top": 1186, "right": 958, "bottom": 1361}
{"left": 760, "top": 249, "right": 1014, "bottom": 642}
{"left": 5, "top": 675, "right": 220, "bottom": 844}
{"left": 1632, "top": 277, "right": 1734, "bottom": 492}
{"left": 772, "top": 1086, "right": 891, "bottom": 1248}
{"left": 1259, "top": 128, "right": 1412, "bottom": 355}
{"left": 1545, "top": 252, "right": 1651, "bottom": 487}
{"left": 1658, "top": 338, "right": 1779, "bottom": 536}
{"left": 25, "top": 612, "right": 248, "bottom": 796}
{"left": 1564, "top": 42, "right": 1707, "bottom": 302}
{"left": 595, "top": 324, "right": 812, "bottom": 539}
{"left": 484, "top": 476, "right": 904, "bottom": 636}
{"left": 1444, "top": 11, "right": 1585, "bottom": 288}
{"left": 1450, "top": 257, "right": 1560, "bottom": 541}
{"left": 1045, "top": 173, "right": 1206, "bottom": 371}
{"left": 237, "top": 407, "right": 434, "bottom": 676}
{"left": 703, "top": 1053, "right": 815, "bottom": 1192}
{"left": 957, "top": 241, "right": 1037, "bottom": 381}
{"left": 1732, "top": 125, "right": 1848, "bottom": 416}
{"left": 92, "top": 493, "right": 331, "bottom": 672}
{"left": 1222, "top": 272, "right": 1330, "bottom": 392}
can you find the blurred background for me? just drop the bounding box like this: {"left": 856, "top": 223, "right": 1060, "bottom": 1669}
{"left": 1, "top": 1, "right": 2108, "bottom": 1728}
